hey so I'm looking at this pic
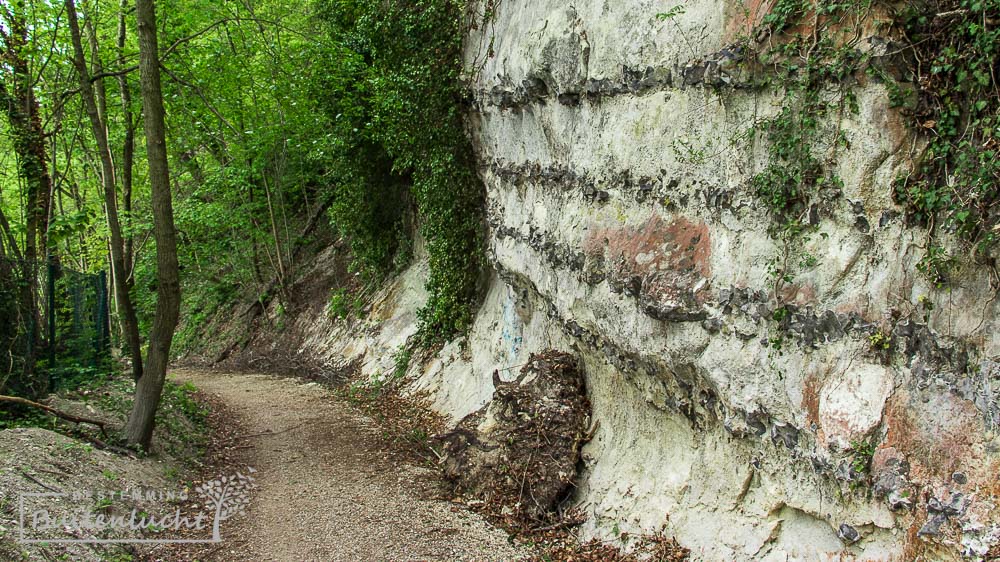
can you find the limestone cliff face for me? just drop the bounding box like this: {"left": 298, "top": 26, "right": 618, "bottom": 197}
{"left": 448, "top": 0, "right": 1000, "bottom": 559}
{"left": 289, "top": 1, "right": 1000, "bottom": 559}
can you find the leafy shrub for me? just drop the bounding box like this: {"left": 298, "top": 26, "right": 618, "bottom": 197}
{"left": 328, "top": 287, "right": 364, "bottom": 320}
{"left": 315, "top": 0, "right": 484, "bottom": 341}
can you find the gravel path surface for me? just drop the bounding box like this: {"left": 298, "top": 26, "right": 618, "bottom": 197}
{"left": 173, "top": 369, "right": 523, "bottom": 562}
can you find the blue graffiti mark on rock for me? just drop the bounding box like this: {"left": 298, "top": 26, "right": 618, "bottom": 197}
{"left": 501, "top": 294, "right": 523, "bottom": 360}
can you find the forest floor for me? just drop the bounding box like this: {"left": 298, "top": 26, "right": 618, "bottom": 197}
{"left": 159, "top": 369, "right": 524, "bottom": 562}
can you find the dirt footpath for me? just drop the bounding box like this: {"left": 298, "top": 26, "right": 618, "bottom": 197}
{"left": 171, "top": 369, "right": 523, "bottom": 562}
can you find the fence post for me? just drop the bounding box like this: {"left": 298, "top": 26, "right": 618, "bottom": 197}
{"left": 47, "top": 255, "right": 56, "bottom": 389}
{"left": 94, "top": 270, "right": 109, "bottom": 368}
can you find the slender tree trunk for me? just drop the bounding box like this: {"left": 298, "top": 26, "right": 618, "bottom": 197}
{"left": 0, "top": 4, "right": 53, "bottom": 394}
{"left": 65, "top": 0, "right": 144, "bottom": 381}
{"left": 85, "top": 16, "right": 108, "bottom": 126}
{"left": 125, "top": 0, "right": 180, "bottom": 450}
{"left": 116, "top": 0, "right": 136, "bottom": 278}
{"left": 260, "top": 174, "right": 286, "bottom": 292}
{"left": 246, "top": 180, "right": 264, "bottom": 285}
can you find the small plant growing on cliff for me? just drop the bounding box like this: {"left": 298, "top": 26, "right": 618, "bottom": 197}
{"left": 868, "top": 329, "right": 893, "bottom": 364}
{"left": 328, "top": 287, "right": 363, "bottom": 320}
{"left": 798, "top": 252, "right": 819, "bottom": 269}
{"left": 917, "top": 295, "right": 934, "bottom": 322}
{"left": 767, "top": 306, "right": 793, "bottom": 353}
{"left": 393, "top": 346, "right": 413, "bottom": 380}
{"left": 656, "top": 5, "right": 685, "bottom": 20}
{"left": 868, "top": 330, "right": 891, "bottom": 351}
{"left": 916, "top": 246, "right": 956, "bottom": 288}
{"left": 670, "top": 138, "right": 708, "bottom": 164}
{"left": 772, "top": 306, "right": 790, "bottom": 323}
{"left": 848, "top": 437, "right": 878, "bottom": 477}
{"left": 760, "top": 0, "right": 810, "bottom": 33}
{"left": 766, "top": 255, "right": 795, "bottom": 289}
{"left": 328, "top": 290, "right": 347, "bottom": 319}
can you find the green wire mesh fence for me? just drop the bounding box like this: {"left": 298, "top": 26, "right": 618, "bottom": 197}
{"left": 0, "top": 256, "right": 110, "bottom": 397}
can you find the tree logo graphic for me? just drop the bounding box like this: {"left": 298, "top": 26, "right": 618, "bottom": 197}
{"left": 195, "top": 468, "right": 257, "bottom": 542}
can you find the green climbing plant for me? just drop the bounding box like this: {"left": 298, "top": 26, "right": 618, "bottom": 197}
{"left": 746, "top": 0, "right": 1000, "bottom": 287}
{"left": 316, "top": 0, "right": 485, "bottom": 342}
{"left": 891, "top": 0, "right": 1000, "bottom": 271}
{"left": 748, "top": 2, "right": 873, "bottom": 228}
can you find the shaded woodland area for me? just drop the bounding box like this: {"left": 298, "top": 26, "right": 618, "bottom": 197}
{"left": 1, "top": 0, "right": 482, "bottom": 448}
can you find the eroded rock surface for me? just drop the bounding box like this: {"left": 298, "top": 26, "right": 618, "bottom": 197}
{"left": 245, "top": 1, "right": 1000, "bottom": 559}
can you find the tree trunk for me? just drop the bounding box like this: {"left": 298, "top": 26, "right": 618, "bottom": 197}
{"left": 84, "top": 16, "right": 108, "bottom": 125}
{"left": 116, "top": 0, "right": 136, "bottom": 278}
{"left": 65, "top": 0, "right": 144, "bottom": 381}
{"left": 0, "top": 3, "right": 53, "bottom": 395}
{"left": 124, "top": 0, "right": 180, "bottom": 450}
{"left": 260, "top": 174, "right": 286, "bottom": 294}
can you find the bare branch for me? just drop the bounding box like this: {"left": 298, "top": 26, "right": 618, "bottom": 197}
{"left": 0, "top": 394, "right": 108, "bottom": 435}
{"left": 89, "top": 65, "right": 139, "bottom": 83}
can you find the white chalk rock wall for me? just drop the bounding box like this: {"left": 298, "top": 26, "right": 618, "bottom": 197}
{"left": 438, "top": 0, "right": 999, "bottom": 559}
{"left": 290, "top": 1, "right": 1000, "bottom": 559}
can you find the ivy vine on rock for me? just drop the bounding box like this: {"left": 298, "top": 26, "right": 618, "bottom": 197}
{"left": 745, "top": 0, "right": 1000, "bottom": 288}
{"left": 891, "top": 0, "right": 1000, "bottom": 274}
{"left": 746, "top": 1, "right": 875, "bottom": 231}
{"left": 316, "top": 0, "right": 486, "bottom": 341}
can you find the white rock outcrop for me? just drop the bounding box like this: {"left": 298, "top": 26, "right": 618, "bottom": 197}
{"left": 293, "top": 1, "right": 1000, "bottom": 559}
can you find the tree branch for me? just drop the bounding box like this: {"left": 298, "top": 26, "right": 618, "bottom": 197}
{"left": 0, "top": 394, "right": 108, "bottom": 435}
{"left": 89, "top": 65, "right": 139, "bottom": 83}
{"left": 160, "top": 18, "right": 233, "bottom": 60}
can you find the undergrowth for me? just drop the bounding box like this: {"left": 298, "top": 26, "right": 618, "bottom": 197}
{"left": 335, "top": 371, "right": 446, "bottom": 466}
{"left": 1, "top": 367, "right": 209, "bottom": 462}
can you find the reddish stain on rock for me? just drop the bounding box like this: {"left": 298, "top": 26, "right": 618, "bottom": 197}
{"left": 724, "top": 0, "right": 775, "bottom": 42}
{"left": 779, "top": 282, "right": 817, "bottom": 306}
{"left": 584, "top": 214, "right": 711, "bottom": 320}
{"left": 725, "top": 2, "right": 891, "bottom": 51}
{"left": 870, "top": 445, "right": 906, "bottom": 477}
{"left": 882, "top": 391, "right": 981, "bottom": 482}
{"left": 801, "top": 370, "right": 823, "bottom": 427}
